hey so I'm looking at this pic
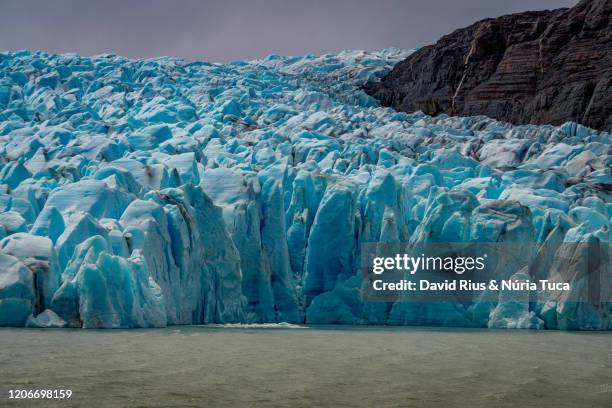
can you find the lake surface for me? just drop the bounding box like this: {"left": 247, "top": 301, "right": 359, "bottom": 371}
{"left": 1, "top": 326, "right": 611, "bottom": 407}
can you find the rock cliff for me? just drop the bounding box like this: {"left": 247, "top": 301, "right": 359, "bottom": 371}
{"left": 366, "top": 0, "right": 612, "bottom": 131}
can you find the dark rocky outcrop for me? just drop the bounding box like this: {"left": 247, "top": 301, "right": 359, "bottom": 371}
{"left": 366, "top": 0, "right": 612, "bottom": 131}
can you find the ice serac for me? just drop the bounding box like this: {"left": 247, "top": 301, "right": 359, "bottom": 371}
{"left": 201, "top": 167, "right": 275, "bottom": 322}
{"left": 258, "top": 164, "right": 301, "bottom": 323}
{"left": 303, "top": 181, "right": 359, "bottom": 307}
{"left": 1, "top": 233, "right": 60, "bottom": 312}
{"left": 73, "top": 250, "right": 166, "bottom": 329}
{"left": 146, "top": 184, "right": 246, "bottom": 324}
{"left": 488, "top": 268, "right": 544, "bottom": 329}
{"left": 0, "top": 47, "right": 609, "bottom": 329}
{"left": 0, "top": 252, "right": 36, "bottom": 326}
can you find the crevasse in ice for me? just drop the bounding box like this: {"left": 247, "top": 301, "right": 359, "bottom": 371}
{"left": 0, "top": 49, "right": 610, "bottom": 329}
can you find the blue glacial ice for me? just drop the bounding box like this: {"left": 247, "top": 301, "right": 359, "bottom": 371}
{"left": 0, "top": 48, "right": 610, "bottom": 329}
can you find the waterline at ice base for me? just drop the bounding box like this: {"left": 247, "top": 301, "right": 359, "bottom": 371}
{"left": 0, "top": 49, "right": 610, "bottom": 330}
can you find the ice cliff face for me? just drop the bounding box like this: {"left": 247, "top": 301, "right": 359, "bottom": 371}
{"left": 0, "top": 49, "right": 610, "bottom": 329}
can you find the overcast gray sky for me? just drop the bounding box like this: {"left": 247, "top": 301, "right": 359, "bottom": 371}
{"left": 0, "top": 0, "right": 578, "bottom": 62}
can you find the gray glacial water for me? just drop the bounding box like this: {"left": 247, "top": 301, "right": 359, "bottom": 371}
{"left": 1, "top": 326, "right": 611, "bottom": 407}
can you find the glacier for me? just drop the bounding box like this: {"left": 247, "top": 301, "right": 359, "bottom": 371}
{"left": 0, "top": 48, "right": 610, "bottom": 329}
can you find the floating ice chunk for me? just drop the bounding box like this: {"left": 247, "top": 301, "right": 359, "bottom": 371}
{"left": 25, "top": 309, "right": 67, "bottom": 328}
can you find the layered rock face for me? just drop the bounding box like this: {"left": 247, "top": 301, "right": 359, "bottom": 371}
{"left": 0, "top": 48, "right": 610, "bottom": 329}
{"left": 366, "top": 0, "right": 612, "bottom": 131}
